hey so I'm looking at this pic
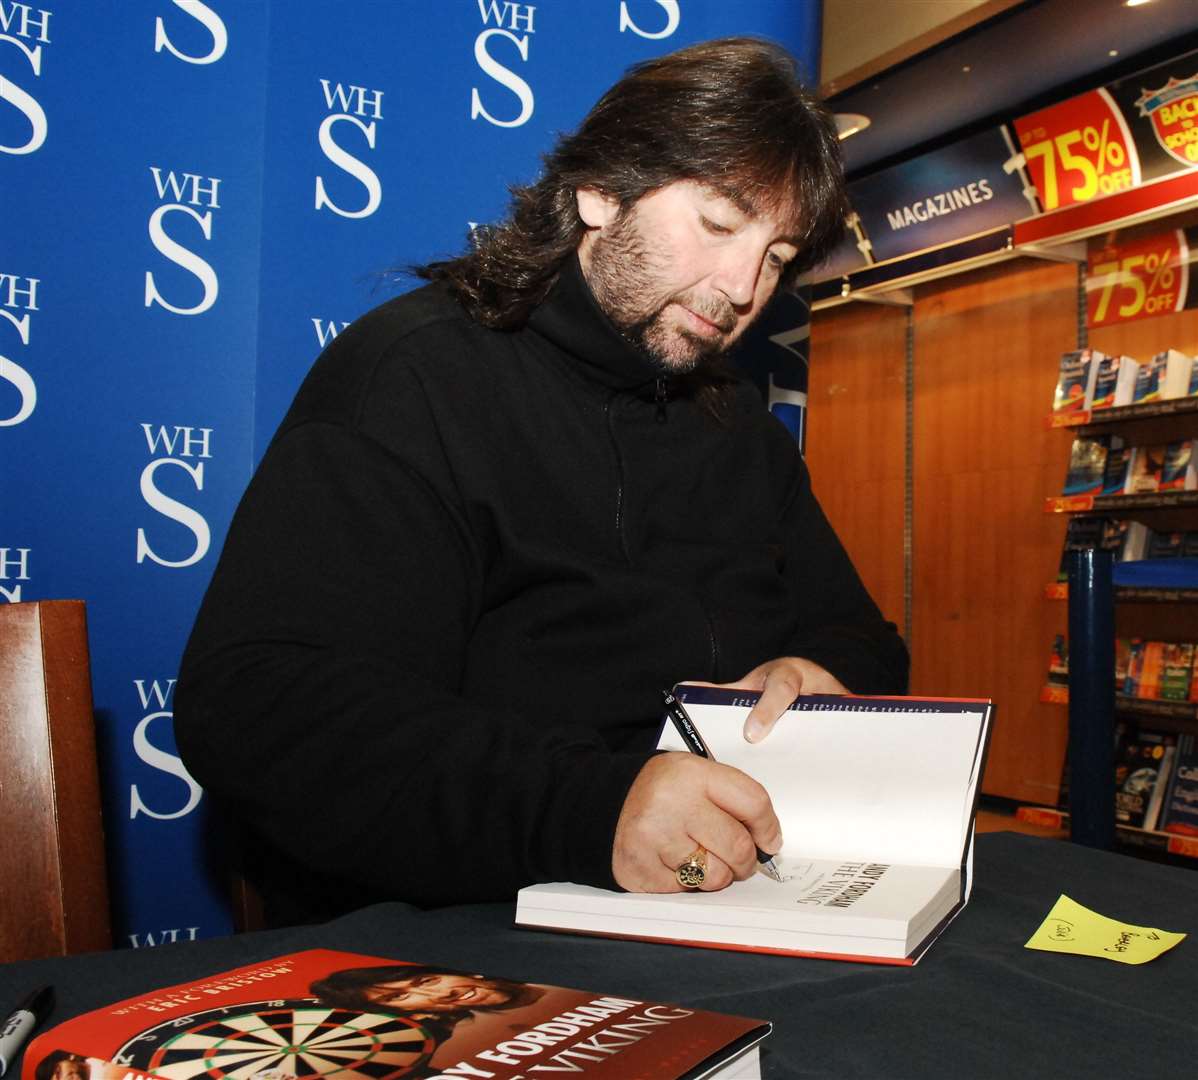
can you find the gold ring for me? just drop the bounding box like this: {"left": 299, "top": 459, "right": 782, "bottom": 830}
{"left": 675, "top": 847, "right": 707, "bottom": 889}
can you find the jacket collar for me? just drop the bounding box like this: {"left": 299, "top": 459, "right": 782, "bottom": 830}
{"left": 527, "top": 253, "right": 661, "bottom": 392}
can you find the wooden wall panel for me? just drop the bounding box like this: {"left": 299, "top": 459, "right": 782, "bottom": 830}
{"left": 810, "top": 258, "right": 1198, "bottom": 807}
{"left": 807, "top": 300, "right": 908, "bottom": 635}
{"left": 912, "top": 258, "right": 1079, "bottom": 804}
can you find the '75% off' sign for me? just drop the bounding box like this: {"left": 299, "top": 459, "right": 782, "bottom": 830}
{"left": 1015, "top": 89, "right": 1141, "bottom": 212}
{"left": 1086, "top": 229, "right": 1192, "bottom": 328}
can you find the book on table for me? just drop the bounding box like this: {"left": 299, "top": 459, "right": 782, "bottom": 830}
{"left": 21, "top": 948, "right": 770, "bottom": 1080}
{"left": 516, "top": 688, "right": 993, "bottom": 966}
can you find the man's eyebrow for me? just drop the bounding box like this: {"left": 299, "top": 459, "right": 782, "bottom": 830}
{"left": 703, "top": 184, "right": 802, "bottom": 245}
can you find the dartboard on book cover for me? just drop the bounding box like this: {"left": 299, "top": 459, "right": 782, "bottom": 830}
{"left": 114, "top": 1000, "right": 437, "bottom": 1080}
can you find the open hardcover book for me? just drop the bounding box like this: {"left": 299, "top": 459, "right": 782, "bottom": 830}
{"left": 517, "top": 688, "right": 994, "bottom": 965}
{"left": 21, "top": 949, "right": 769, "bottom": 1080}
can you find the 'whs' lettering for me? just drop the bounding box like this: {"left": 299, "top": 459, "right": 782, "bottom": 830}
{"left": 145, "top": 166, "right": 221, "bottom": 315}
{"left": 619, "top": 0, "right": 681, "bottom": 40}
{"left": 0, "top": 272, "right": 39, "bottom": 426}
{"left": 315, "top": 79, "right": 384, "bottom": 219}
{"left": 130, "top": 677, "right": 202, "bottom": 821}
{"left": 312, "top": 317, "right": 350, "bottom": 347}
{"left": 136, "top": 423, "right": 212, "bottom": 569}
{"left": 0, "top": 2, "right": 51, "bottom": 155}
{"left": 0, "top": 2, "right": 51, "bottom": 41}
{"left": 0, "top": 546, "right": 31, "bottom": 602}
{"left": 154, "top": 0, "right": 227, "bottom": 65}
{"left": 472, "top": 0, "right": 535, "bottom": 129}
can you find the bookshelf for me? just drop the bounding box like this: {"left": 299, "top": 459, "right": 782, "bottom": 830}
{"left": 1040, "top": 387, "right": 1198, "bottom": 861}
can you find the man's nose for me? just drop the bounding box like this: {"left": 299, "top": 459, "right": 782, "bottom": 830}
{"left": 712, "top": 241, "right": 762, "bottom": 308}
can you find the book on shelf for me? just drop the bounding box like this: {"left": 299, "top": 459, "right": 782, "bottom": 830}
{"left": 1184, "top": 532, "right": 1198, "bottom": 558}
{"left": 1115, "top": 726, "right": 1176, "bottom": 831}
{"left": 516, "top": 687, "right": 993, "bottom": 966}
{"left": 1051, "top": 348, "right": 1102, "bottom": 412}
{"left": 1100, "top": 441, "right": 1132, "bottom": 495}
{"left": 1115, "top": 638, "right": 1132, "bottom": 690}
{"left": 1090, "top": 353, "right": 1139, "bottom": 409}
{"left": 1146, "top": 530, "right": 1186, "bottom": 559}
{"left": 1048, "top": 634, "right": 1069, "bottom": 685}
{"left": 20, "top": 949, "right": 771, "bottom": 1080}
{"left": 1132, "top": 349, "right": 1192, "bottom": 403}
{"left": 1062, "top": 436, "right": 1110, "bottom": 496}
{"left": 1159, "top": 440, "right": 1196, "bottom": 491}
{"left": 1160, "top": 734, "right": 1198, "bottom": 836}
{"left": 1124, "top": 639, "right": 1164, "bottom": 699}
{"left": 1102, "top": 519, "right": 1149, "bottom": 562}
{"left": 1160, "top": 349, "right": 1195, "bottom": 400}
{"left": 1160, "top": 643, "right": 1195, "bottom": 702}
{"left": 1126, "top": 444, "right": 1166, "bottom": 494}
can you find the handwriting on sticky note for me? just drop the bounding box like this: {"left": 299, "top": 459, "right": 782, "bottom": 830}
{"left": 1025, "top": 894, "right": 1186, "bottom": 964}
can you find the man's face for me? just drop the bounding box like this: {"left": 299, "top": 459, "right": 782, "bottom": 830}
{"left": 362, "top": 973, "right": 514, "bottom": 1014}
{"left": 52, "top": 1059, "right": 88, "bottom": 1080}
{"left": 578, "top": 180, "right": 800, "bottom": 372}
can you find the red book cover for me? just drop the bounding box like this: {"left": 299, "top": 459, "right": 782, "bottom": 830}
{"left": 22, "top": 950, "right": 769, "bottom": 1080}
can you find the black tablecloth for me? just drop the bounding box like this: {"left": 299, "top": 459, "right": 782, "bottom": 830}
{"left": 3, "top": 833, "right": 1196, "bottom": 1079}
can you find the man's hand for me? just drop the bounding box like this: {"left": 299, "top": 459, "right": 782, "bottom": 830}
{"left": 718, "top": 656, "right": 848, "bottom": 743}
{"left": 612, "top": 752, "right": 782, "bottom": 893}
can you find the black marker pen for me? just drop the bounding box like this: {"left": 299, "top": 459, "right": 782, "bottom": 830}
{"left": 661, "top": 689, "right": 784, "bottom": 883}
{"left": 0, "top": 986, "right": 54, "bottom": 1077}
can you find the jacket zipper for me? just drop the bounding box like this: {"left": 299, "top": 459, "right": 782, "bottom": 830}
{"left": 699, "top": 598, "right": 719, "bottom": 679}
{"left": 655, "top": 377, "right": 668, "bottom": 423}
{"left": 604, "top": 395, "right": 632, "bottom": 565}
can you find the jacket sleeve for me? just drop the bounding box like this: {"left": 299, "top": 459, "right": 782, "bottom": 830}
{"left": 174, "top": 420, "right": 648, "bottom": 907}
{"left": 775, "top": 440, "right": 910, "bottom": 695}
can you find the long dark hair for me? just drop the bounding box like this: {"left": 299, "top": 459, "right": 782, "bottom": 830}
{"left": 419, "top": 36, "right": 848, "bottom": 329}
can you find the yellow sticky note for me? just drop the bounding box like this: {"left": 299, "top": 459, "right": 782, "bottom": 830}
{"left": 1025, "top": 894, "right": 1186, "bottom": 964}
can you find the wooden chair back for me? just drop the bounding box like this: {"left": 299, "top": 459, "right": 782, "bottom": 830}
{"left": 0, "top": 600, "right": 112, "bottom": 961}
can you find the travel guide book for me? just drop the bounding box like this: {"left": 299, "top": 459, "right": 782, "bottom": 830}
{"left": 21, "top": 949, "right": 769, "bottom": 1080}
{"left": 516, "top": 688, "right": 993, "bottom": 966}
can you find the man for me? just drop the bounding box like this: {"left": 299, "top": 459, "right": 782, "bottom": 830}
{"left": 175, "top": 37, "right": 908, "bottom": 926}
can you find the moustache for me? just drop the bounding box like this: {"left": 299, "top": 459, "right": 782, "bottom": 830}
{"left": 680, "top": 295, "right": 736, "bottom": 334}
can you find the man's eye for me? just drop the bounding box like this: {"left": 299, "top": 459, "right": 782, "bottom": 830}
{"left": 766, "top": 248, "right": 796, "bottom": 271}
{"left": 700, "top": 215, "right": 732, "bottom": 235}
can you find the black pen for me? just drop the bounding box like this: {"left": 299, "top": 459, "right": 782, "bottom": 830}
{"left": 0, "top": 986, "right": 54, "bottom": 1077}
{"left": 661, "top": 689, "right": 784, "bottom": 883}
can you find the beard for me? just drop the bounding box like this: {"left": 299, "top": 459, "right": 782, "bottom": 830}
{"left": 582, "top": 209, "right": 738, "bottom": 374}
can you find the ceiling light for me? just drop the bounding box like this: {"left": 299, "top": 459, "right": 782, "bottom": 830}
{"left": 1125, "top": 0, "right": 1153, "bottom": 7}
{"left": 834, "top": 113, "right": 871, "bottom": 140}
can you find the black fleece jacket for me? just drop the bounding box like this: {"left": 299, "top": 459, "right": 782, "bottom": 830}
{"left": 175, "top": 257, "right": 908, "bottom": 924}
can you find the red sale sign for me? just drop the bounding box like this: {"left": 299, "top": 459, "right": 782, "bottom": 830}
{"left": 1086, "top": 228, "right": 1190, "bottom": 327}
{"left": 1015, "top": 89, "right": 1142, "bottom": 211}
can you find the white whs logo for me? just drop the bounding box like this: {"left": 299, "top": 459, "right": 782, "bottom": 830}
{"left": 144, "top": 167, "right": 221, "bottom": 315}
{"left": 0, "top": 546, "right": 31, "bottom": 602}
{"left": 312, "top": 317, "right": 350, "bottom": 348}
{"left": 472, "top": 0, "right": 535, "bottom": 129}
{"left": 619, "top": 0, "right": 680, "bottom": 40}
{"left": 129, "top": 678, "right": 203, "bottom": 821}
{"left": 315, "top": 79, "right": 384, "bottom": 219}
{"left": 153, "top": 0, "right": 227, "bottom": 65}
{"left": 136, "top": 423, "right": 212, "bottom": 569}
{"left": 0, "top": 2, "right": 51, "bottom": 155}
{"left": 0, "top": 273, "right": 38, "bottom": 426}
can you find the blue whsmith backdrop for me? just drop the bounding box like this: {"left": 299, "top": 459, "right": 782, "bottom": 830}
{"left": 2, "top": 0, "right": 821, "bottom": 946}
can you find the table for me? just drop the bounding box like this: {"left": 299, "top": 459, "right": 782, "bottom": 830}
{"left": 2, "top": 834, "right": 1195, "bottom": 1079}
